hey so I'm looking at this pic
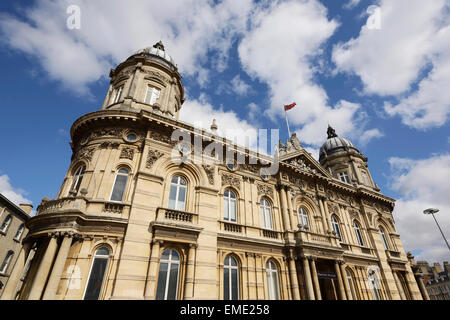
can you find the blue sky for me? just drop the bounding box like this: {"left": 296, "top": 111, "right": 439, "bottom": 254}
{"left": 0, "top": 0, "right": 449, "bottom": 263}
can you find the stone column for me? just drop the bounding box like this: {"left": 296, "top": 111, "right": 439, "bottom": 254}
{"left": 183, "top": 244, "right": 197, "bottom": 299}
{"left": 414, "top": 274, "right": 430, "bottom": 300}
{"left": 287, "top": 255, "right": 300, "bottom": 300}
{"left": 278, "top": 185, "right": 291, "bottom": 231}
{"left": 0, "top": 241, "right": 32, "bottom": 300}
{"left": 359, "top": 266, "right": 370, "bottom": 300}
{"left": 42, "top": 233, "right": 73, "bottom": 300}
{"left": 286, "top": 187, "right": 296, "bottom": 230}
{"left": 340, "top": 261, "right": 352, "bottom": 300}
{"left": 334, "top": 260, "right": 347, "bottom": 300}
{"left": 28, "top": 234, "right": 59, "bottom": 300}
{"left": 144, "top": 239, "right": 161, "bottom": 299}
{"left": 309, "top": 257, "right": 322, "bottom": 300}
{"left": 320, "top": 197, "right": 333, "bottom": 232}
{"left": 404, "top": 272, "right": 417, "bottom": 300}
{"left": 247, "top": 253, "right": 256, "bottom": 299}
{"left": 302, "top": 257, "right": 315, "bottom": 300}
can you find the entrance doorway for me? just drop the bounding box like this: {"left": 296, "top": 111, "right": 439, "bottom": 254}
{"left": 315, "top": 260, "right": 339, "bottom": 300}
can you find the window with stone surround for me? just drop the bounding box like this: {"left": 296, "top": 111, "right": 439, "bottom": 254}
{"left": 156, "top": 249, "right": 180, "bottom": 300}
{"left": 223, "top": 189, "right": 237, "bottom": 222}
{"left": 224, "top": 255, "right": 239, "bottom": 300}
{"left": 110, "top": 168, "right": 129, "bottom": 202}
{"left": 83, "top": 247, "right": 110, "bottom": 300}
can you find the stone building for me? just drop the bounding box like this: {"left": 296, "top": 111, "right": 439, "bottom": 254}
{"left": 415, "top": 261, "right": 450, "bottom": 300}
{"left": 1, "top": 42, "right": 427, "bottom": 300}
{"left": 0, "top": 193, "right": 32, "bottom": 296}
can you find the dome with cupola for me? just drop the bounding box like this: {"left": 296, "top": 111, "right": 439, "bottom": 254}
{"left": 129, "top": 41, "right": 176, "bottom": 70}
{"left": 319, "top": 125, "right": 360, "bottom": 162}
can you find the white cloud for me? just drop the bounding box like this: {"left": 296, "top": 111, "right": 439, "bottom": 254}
{"left": 179, "top": 94, "right": 260, "bottom": 150}
{"left": 215, "top": 75, "right": 252, "bottom": 96}
{"left": 358, "top": 128, "right": 384, "bottom": 146}
{"left": 343, "top": 0, "right": 361, "bottom": 10}
{"left": 333, "top": 0, "right": 450, "bottom": 129}
{"left": 0, "top": 174, "right": 32, "bottom": 206}
{"left": 231, "top": 75, "right": 252, "bottom": 96}
{"left": 388, "top": 154, "right": 450, "bottom": 263}
{"left": 0, "top": 0, "right": 253, "bottom": 94}
{"left": 238, "top": 0, "right": 378, "bottom": 147}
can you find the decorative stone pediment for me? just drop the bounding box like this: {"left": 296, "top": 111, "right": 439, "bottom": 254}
{"left": 221, "top": 173, "right": 241, "bottom": 190}
{"left": 120, "top": 147, "right": 134, "bottom": 160}
{"left": 281, "top": 152, "right": 330, "bottom": 178}
{"left": 257, "top": 183, "right": 274, "bottom": 199}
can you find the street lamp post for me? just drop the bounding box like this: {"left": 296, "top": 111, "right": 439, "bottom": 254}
{"left": 423, "top": 208, "right": 450, "bottom": 252}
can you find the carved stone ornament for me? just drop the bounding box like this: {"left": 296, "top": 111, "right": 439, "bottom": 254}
{"left": 241, "top": 163, "right": 259, "bottom": 174}
{"left": 146, "top": 149, "right": 164, "bottom": 169}
{"left": 76, "top": 147, "right": 95, "bottom": 162}
{"left": 287, "top": 157, "right": 317, "bottom": 174}
{"left": 202, "top": 164, "right": 215, "bottom": 185}
{"left": 327, "top": 203, "right": 338, "bottom": 215}
{"left": 221, "top": 173, "right": 241, "bottom": 190}
{"left": 257, "top": 183, "right": 274, "bottom": 199}
{"left": 150, "top": 131, "right": 172, "bottom": 145}
{"left": 120, "top": 147, "right": 134, "bottom": 160}
{"left": 349, "top": 209, "right": 359, "bottom": 219}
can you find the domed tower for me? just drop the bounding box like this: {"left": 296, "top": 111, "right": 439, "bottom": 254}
{"left": 102, "top": 41, "right": 184, "bottom": 119}
{"left": 319, "top": 125, "right": 377, "bottom": 190}
{"left": 3, "top": 42, "right": 189, "bottom": 301}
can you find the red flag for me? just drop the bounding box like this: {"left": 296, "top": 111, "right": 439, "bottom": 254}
{"left": 284, "top": 102, "right": 296, "bottom": 111}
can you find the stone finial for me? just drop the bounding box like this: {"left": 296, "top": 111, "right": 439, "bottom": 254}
{"left": 210, "top": 119, "right": 218, "bottom": 132}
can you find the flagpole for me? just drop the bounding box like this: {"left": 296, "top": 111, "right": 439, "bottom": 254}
{"left": 285, "top": 109, "right": 291, "bottom": 137}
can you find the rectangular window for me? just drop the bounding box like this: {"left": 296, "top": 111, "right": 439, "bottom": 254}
{"left": 145, "top": 86, "right": 161, "bottom": 105}
{"left": 113, "top": 85, "right": 124, "bottom": 103}
{"left": 339, "top": 171, "right": 351, "bottom": 184}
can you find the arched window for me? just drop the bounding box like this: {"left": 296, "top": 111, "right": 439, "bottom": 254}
{"left": 156, "top": 249, "right": 180, "bottom": 300}
{"left": 298, "top": 207, "right": 309, "bottom": 229}
{"left": 346, "top": 269, "right": 358, "bottom": 300}
{"left": 224, "top": 255, "right": 239, "bottom": 300}
{"left": 70, "top": 165, "right": 86, "bottom": 194}
{"left": 14, "top": 223, "right": 25, "bottom": 240}
{"left": 0, "top": 215, "right": 12, "bottom": 233}
{"left": 0, "top": 251, "right": 14, "bottom": 274}
{"left": 260, "top": 198, "right": 273, "bottom": 230}
{"left": 379, "top": 227, "right": 390, "bottom": 250}
{"left": 168, "top": 175, "right": 187, "bottom": 211}
{"left": 83, "top": 247, "right": 110, "bottom": 300}
{"left": 331, "top": 215, "right": 342, "bottom": 241}
{"left": 353, "top": 221, "right": 364, "bottom": 246}
{"left": 266, "top": 260, "right": 280, "bottom": 300}
{"left": 224, "top": 189, "right": 237, "bottom": 222}
{"left": 110, "top": 168, "right": 129, "bottom": 202}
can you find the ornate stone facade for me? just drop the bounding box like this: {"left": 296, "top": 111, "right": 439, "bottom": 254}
{"left": 0, "top": 42, "right": 426, "bottom": 301}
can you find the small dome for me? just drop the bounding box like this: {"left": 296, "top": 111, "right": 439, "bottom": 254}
{"left": 319, "top": 125, "right": 360, "bottom": 161}
{"left": 131, "top": 41, "right": 176, "bottom": 69}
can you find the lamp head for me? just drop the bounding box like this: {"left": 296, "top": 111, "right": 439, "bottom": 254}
{"left": 423, "top": 208, "right": 439, "bottom": 215}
